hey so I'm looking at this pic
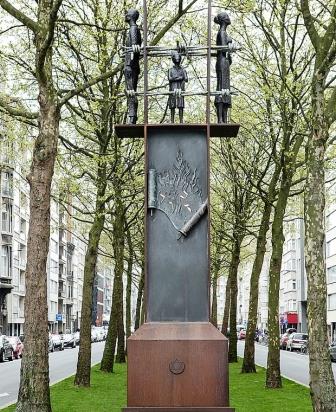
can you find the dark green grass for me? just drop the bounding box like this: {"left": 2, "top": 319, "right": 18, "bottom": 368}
{"left": 230, "top": 360, "right": 312, "bottom": 412}
{"left": 2, "top": 360, "right": 312, "bottom": 411}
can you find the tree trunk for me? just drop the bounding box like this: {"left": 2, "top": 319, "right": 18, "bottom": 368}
{"left": 101, "top": 193, "right": 125, "bottom": 372}
{"left": 266, "top": 179, "right": 291, "bottom": 388}
{"left": 140, "top": 295, "right": 145, "bottom": 325}
{"left": 17, "top": 3, "right": 60, "bottom": 408}
{"left": 242, "top": 165, "right": 280, "bottom": 373}
{"left": 304, "top": 81, "right": 336, "bottom": 411}
{"left": 211, "top": 272, "right": 218, "bottom": 327}
{"left": 134, "top": 265, "right": 144, "bottom": 331}
{"left": 74, "top": 174, "right": 106, "bottom": 386}
{"left": 125, "top": 229, "right": 133, "bottom": 338}
{"left": 228, "top": 236, "right": 243, "bottom": 363}
{"left": 221, "top": 274, "right": 231, "bottom": 336}
{"left": 116, "top": 309, "right": 126, "bottom": 363}
{"left": 16, "top": 102, "right": 59, "bottom": 412}
{"left": 242, "top": 203, "right": 271, "bottom": 373}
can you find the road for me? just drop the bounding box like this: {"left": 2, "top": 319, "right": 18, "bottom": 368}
{"left": 0, "top": 341, "right": 105, "bottom": 409}
{"left": 237, "top": 341, "right": 336, "bottom": 386}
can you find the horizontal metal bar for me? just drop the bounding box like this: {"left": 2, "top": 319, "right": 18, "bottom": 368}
{"left": 120, "top": 90, "right": 238, "bottom": 97}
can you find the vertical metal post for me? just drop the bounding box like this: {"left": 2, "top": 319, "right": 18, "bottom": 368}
{"left": 143, "top": 0, "right": 149, "bottom": 125}
{"left": 206, "top": 0, "right": 212, "bottom": 320}
{"left": 143, "top": 0, "right": 149, "bottom": 322}
{"left": 206, "top": 0, "right": 212, "bottom": 126}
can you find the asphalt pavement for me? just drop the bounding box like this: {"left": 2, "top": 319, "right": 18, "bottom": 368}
{"left": 237, "top": 340, "right": 336, "bottom": 386}
{"left": 0, "top": 341, "right": 105, "bottom": 409}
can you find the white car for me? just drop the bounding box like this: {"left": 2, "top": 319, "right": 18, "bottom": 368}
{"left": 286, "top": 333, "right": 308, "bottom": 351}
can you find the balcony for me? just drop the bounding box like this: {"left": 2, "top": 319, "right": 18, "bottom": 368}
{"left": 67, "top": 271, "right": 74, "bottom": 281}
{"left": 66, "top": 296, "right": 73, "bottom": 306}
{"left": 58, "top": 289, "right": 66, "bottom": 300}
{"left": 59, "top": 229, "right": 67, "bottom": 245}
{"left": 1, "top": 220, "right": 12, "bottom": 236}
{"left": 0, "top": 276, "right": 13, "bottom": 296}
{"left": 1, "top": 187, "right": 13, "bottom": 198}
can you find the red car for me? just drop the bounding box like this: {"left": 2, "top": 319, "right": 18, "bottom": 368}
{"left": 8, "top": 337, "right": 24, "bottom": 359}
{"left": 238, "top": 329, "right": 246, "bottom": 340}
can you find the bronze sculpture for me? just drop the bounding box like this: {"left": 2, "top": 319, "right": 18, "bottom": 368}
{"left": 168, "top": 51, "right": 188, "bottom": 123}
{"left": 124, "top": 9, "right": 141, "bottom": 124}
{"left": 214, "top": 12, "right": 232, "bottom": 124}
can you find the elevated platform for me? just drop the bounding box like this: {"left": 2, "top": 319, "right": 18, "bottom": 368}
{"left": 115, "top": 123, "right": 240, "bottom": 138}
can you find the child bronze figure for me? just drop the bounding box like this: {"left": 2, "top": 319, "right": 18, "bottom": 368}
{"left": 168, "top": 51, "right": 188, "bottom": 123}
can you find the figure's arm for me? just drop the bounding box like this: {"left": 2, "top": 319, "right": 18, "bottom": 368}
{"left": 184, "top": 69, "right": 188, "bottom": 83}
{"left": 130, "top": 26, "right": 141, "bottom": 58}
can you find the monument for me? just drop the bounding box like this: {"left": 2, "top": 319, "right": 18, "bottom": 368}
{"left": 116, "top": 1, "right": 239, "bottom": 410}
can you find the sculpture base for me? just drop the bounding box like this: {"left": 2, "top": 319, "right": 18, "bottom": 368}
{"left": 125, "top": 322, "right": 233, "bottom": 410}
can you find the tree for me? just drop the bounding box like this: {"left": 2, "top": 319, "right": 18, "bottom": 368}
{"left": 300, "top": 1, "right": 336, "bottom": 410}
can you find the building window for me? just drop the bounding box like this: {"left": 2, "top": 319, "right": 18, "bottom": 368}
{"left": 326, "top": 210, "right": 336, "bottom": 231}
{"left": 327, "top": 238, "right": 336, "bottom": 257}
{"left": 328, "top": 294, "right": 336, "bottom": 311}
{"left": 327, "top": 266, "right": 336, "bottom": 284}
{"left": 1, "top": 245, "right": 12, "bottom": 277}
{"left": 292, "top": 279, "right": 297, "bottom": 290}
{"left": 50, "top": 239, "right": 58, "bottom": 254}
{"left": 50, "top": 259, "right": 58, "bottom": 274}
{"left": 1, "top": 201, "right": 12, "bottom": 233}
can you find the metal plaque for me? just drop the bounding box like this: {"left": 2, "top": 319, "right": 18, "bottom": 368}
{"left": 146, "top": 126, "right": 209, "bottom": 322}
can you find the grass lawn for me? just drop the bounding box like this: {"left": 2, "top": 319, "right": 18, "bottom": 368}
{"left": 2, "top": 360, "right": 312, "bottom": 412}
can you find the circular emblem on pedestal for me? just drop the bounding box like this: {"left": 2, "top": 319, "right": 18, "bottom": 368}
{"left": 169, "top": 359, "right": 185, "bottom": 375}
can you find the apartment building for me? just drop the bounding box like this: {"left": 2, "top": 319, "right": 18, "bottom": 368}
{"left": 0, "top": 137, "right": 14, "bottom": 334}
{"left": 279, "top": 218, "right": 307, "bottom": 333}
{"left": 326, "top": 207, "right": 336, "bottom": 342}
{"left": 0, "top": 151, "right": 113, "bottom": 335}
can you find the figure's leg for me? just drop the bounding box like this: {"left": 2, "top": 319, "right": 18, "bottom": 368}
{"left": 223, "top": 107, "right": 227, "bottom": 124}
{"left": 216, "top": 103, "right": 223, "bottom": 124}
{"left": 179, "top": 108, "right": 183, "bottom": 123}
{"left": 171, "top": 109, "right": 175, "bottom": 123}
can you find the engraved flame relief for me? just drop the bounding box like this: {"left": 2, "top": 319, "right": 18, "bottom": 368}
{"left": 148, "top": 150, "right": 208, "bottom": 237}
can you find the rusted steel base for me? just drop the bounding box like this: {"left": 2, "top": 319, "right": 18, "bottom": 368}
{"left": 125, "top": 322, "right": 233, "bottom": 410}
{"left": 123, "top": 408, "right": 235, "bottom": 411}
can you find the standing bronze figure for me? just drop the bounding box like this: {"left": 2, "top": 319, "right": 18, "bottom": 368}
{"left": 214, "top": 12, "right": 232, "bottom": 124}
{"left": 124, "top": 9, "right": 141, "bottom": 124}
{"left": 168, "top": 51, "right": 188, "bottom": 123}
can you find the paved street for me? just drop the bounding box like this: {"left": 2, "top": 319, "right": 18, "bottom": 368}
{"left": 237, "top": 341, "right": 336, "bottom": 386}
{"left": 0, "top": 342, "right": 105, "bottom": 409}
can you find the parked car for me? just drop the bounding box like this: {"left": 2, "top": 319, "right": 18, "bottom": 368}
{"left": 74, "top": 331, "right": 80, "bottom": 346}
{"left": 49, "top": 334, "right": 64, "bottom": 352}
{"left": 280, "top": 333, "right": 291, "bottom": 350}
{"left": 286, "top": 333, "right": 308, "bottom": 351}
{"left": 95, "top": 327, "right": 106, "bottom": 341}
{"left": 8, "top": 336, "right": 24, "bottom": 359}
{"left": 91, "top": 328, "right": 99, "bottom": 343}
{"left": 63, "top": 333, "right": 76, "bottom": 349}
{"left": 238, "top": 329, "right": 246, "bottom": 340}
{"left": 0, "top": 335, "right": 14, "bottom": 362}
{"left": 330, "top": 341, "right": 336, "bottom": 362}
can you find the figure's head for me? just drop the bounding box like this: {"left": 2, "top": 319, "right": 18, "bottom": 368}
{"left": 171, "top": 51, "right": 181, "bottom": 65}
{"left": 214, "top": 12, "right": 231, "bottom": 26}
{"left": 125, "top": 8, "right": 139, "bottom": 23}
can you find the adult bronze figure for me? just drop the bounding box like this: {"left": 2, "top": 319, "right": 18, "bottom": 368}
{"left": 214, "top": 12, "right": 232, "bottom": 124}
{"left": 124, "top": 8, "right": 141, "bottom": 124}
{"left": 168, "top": 51, "right": 188, "bottom": 123}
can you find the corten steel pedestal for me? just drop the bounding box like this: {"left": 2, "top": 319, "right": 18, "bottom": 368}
{"left": 116, "top": 124, "right": 238, "bottom": 412}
